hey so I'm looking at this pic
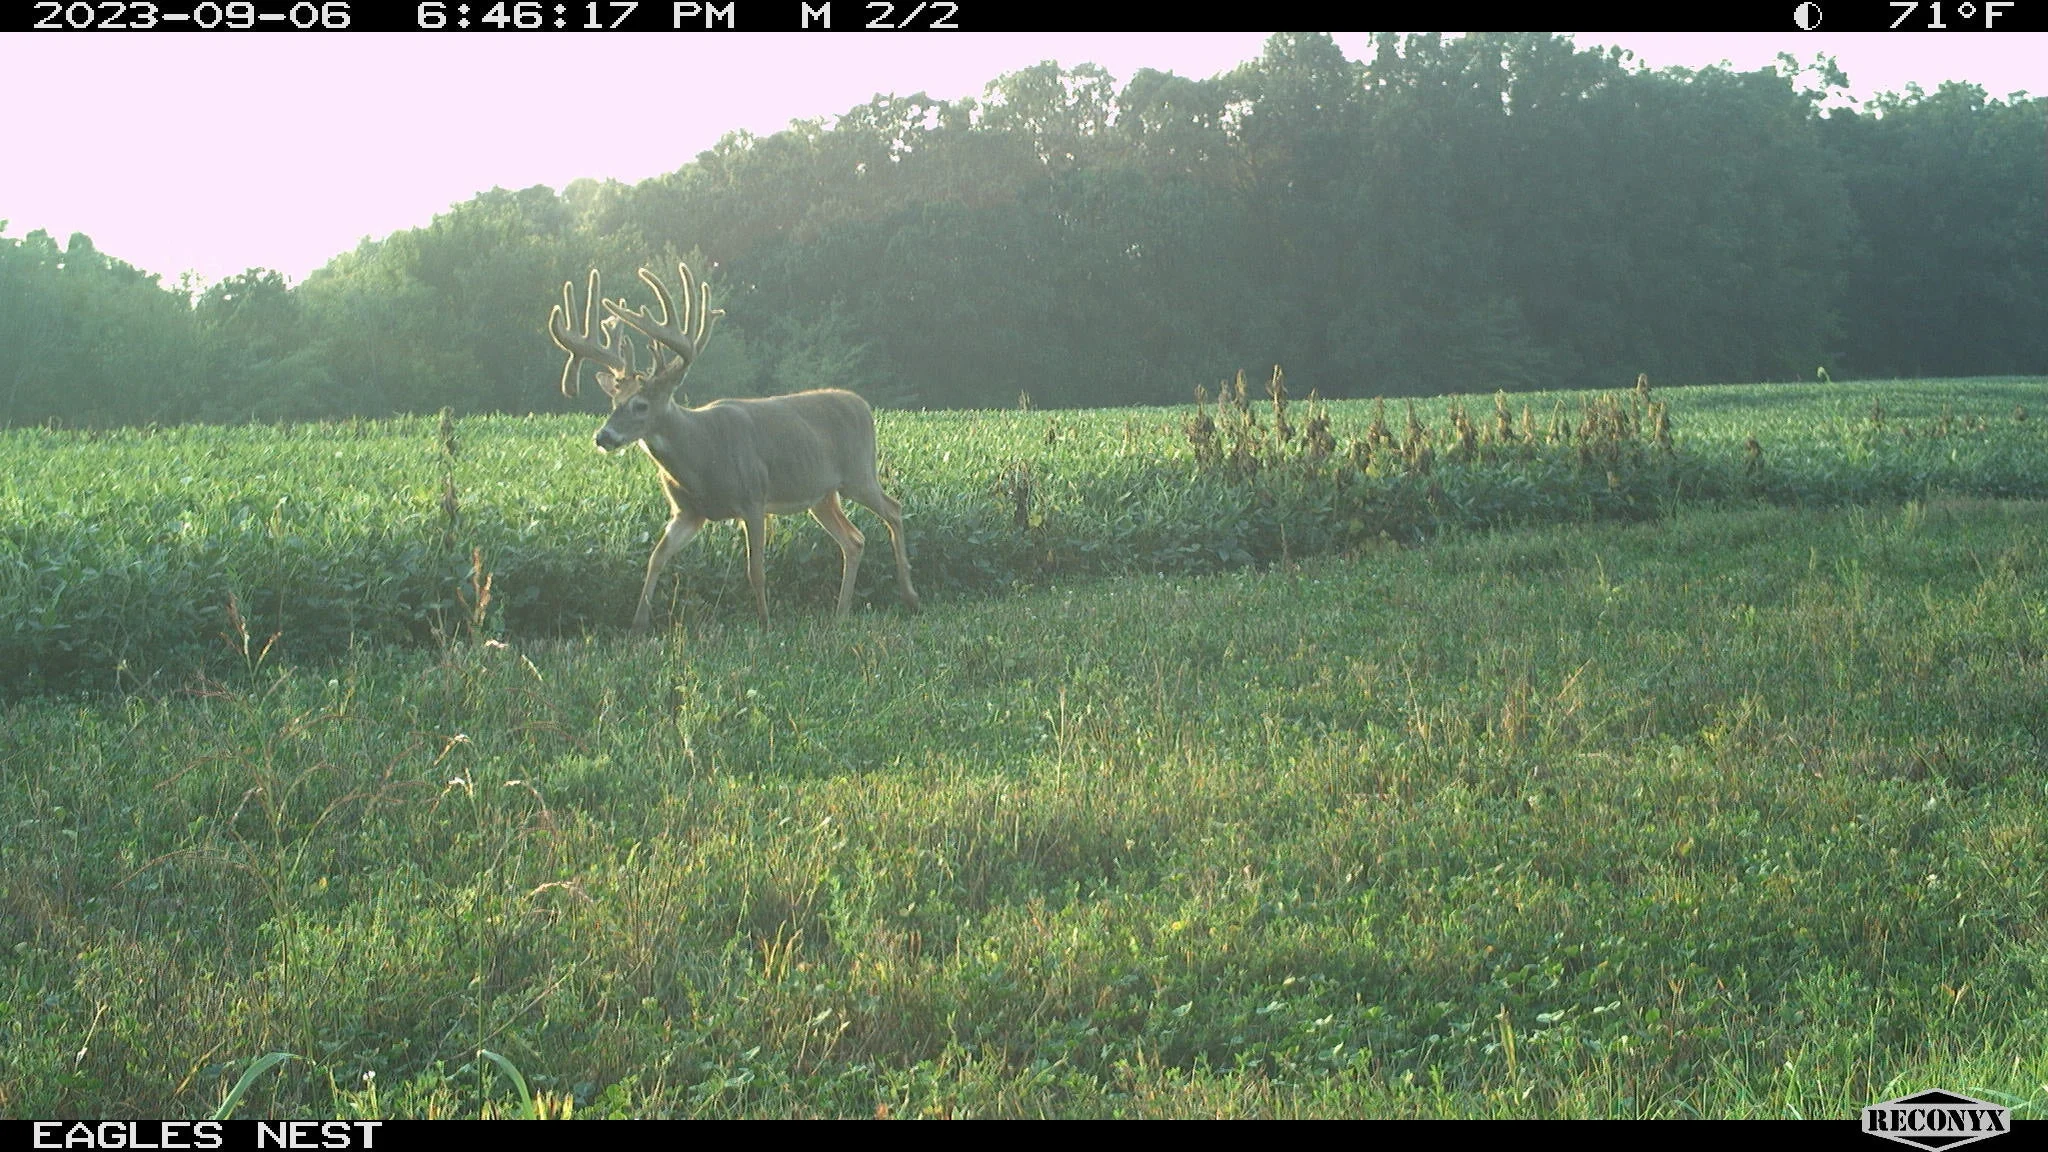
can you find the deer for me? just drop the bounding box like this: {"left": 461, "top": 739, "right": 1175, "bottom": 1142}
{"left": 547, "top": 262, "right": 920, "bottom": 633}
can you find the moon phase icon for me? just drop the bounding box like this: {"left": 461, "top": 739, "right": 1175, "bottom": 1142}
{"left": 1794, "top": 2, "right": 1824, "bottom": 28}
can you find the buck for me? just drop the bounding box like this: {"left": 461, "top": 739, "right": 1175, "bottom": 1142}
{"left": 547, "top": 262, "right": 920, "bottom": 632}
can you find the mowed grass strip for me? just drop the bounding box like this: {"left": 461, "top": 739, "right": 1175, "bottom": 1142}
{"left": 3, "top": 498, "right": 2044, "bottom": 1117}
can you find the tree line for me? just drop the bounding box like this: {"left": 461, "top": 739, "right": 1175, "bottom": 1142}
{"left": 3, "top": 33, "right": 2042, "bottom": 427}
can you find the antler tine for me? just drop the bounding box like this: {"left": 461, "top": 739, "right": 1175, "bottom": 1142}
{"left": 646, "top": 265, "right": 687, "bottom": 341}
{"left": 548, "top": 269, "right": 634, "bottom": 397}
{"left": 688, "top": 261, "right": 725, "bottom": 351}
{"left": 603, "top": 317, "right": 637, "bottom": 377}
{"left": 547, "top": 277, "right": 581, "bottom": 397}
{"left": 604, "top": 262, "right": 718, "bottom": 379}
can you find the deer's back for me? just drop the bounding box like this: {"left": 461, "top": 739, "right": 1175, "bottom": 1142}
{"left": 693, "top": 389, "right": 881, "bottom": 510}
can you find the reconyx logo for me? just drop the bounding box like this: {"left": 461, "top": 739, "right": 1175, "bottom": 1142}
{"left": 1862, "top": 1090, "right": 2013, "bottom": 1150}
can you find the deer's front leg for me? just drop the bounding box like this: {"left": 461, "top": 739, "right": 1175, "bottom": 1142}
{"left": 635, "top": 512, "right": 705, "bottom": 632}
{"left": 742, "top": 510, "right": 771, "bottom": 629}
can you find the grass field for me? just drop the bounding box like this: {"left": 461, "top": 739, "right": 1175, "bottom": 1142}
{"left": 2, "top": 378, "right": 2045, "bottom": 1118}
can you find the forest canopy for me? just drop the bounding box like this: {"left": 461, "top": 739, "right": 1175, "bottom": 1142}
{"left": 3, "top": 33, "right": 2042, "bottom": 426}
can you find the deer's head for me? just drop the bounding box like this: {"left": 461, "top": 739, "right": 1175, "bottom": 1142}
{"left": 591, "top": 356, "right": 674, "bottom": 453}
{"left": 547, "top": 263, "right": 721, "bottom": 452}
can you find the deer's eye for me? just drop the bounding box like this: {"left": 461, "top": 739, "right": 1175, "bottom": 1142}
{"left": 630, "top": 397, "right": 649, "bottom": 413}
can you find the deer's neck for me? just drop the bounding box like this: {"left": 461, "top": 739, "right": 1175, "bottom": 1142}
{"left": 633, "top": 395, "right": 684, "bottom": 457}
{"left": 640, "top": 400, "right": 735, "bottom": 514}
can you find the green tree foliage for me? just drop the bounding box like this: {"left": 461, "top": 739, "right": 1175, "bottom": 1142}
{"left": 195, "top": 270, "right": 334, "bottom": 421}
{"left": 1826, "top": 81, "right": 2048, "bottom": 377}
{"left": 0, "top": 229, "right": 209, "bottom": 426}
{"left": 298, "top": 185, "right": 590, "bottom": 417}
{"left": 1, "top": 34, "right": 2039, "bottom": 427}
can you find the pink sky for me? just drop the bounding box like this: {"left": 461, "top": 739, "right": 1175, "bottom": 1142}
{"left": 1, "top": 31, "right": 2039, "bottom": 286}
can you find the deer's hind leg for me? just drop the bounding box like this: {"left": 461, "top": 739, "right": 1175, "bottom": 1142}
{"left": 843, "top": 477, "right": 919, "bottom": 613}
{"left": 810, "top": 492, "right": 866, "bottom": 620}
